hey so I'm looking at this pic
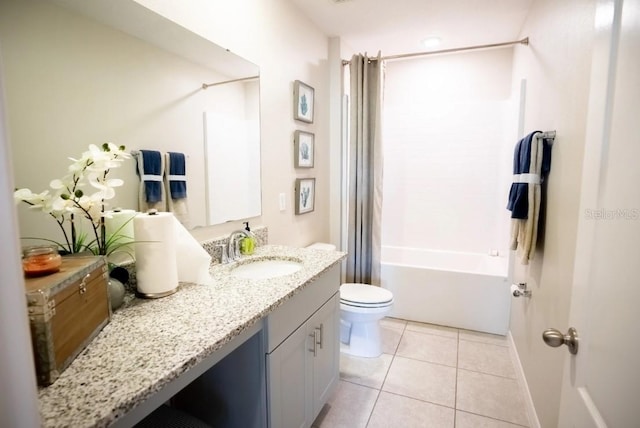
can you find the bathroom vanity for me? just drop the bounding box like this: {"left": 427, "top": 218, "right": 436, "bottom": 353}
{"left": 35, "top": 245, "right": 345, "bottom": 428}
{"left": 265, "top": 264, "right": 340, "bottom": 427}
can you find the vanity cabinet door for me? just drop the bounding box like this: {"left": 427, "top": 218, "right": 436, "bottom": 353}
{"left": 266, "top": 322, "right": 312, "bottom": 428}
{"left": 308, "top": 294, "right": 340, "bottom": 419}
{"left": 265, "top": 264, "right": 341, "bottom": 428}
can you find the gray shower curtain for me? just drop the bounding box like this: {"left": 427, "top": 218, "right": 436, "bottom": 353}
{"left": 346, "top": 53, "right": 384, "bottom": 285}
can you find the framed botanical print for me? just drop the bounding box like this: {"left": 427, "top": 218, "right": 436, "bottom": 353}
{"left": 295, "top": 178, "right": 315, "bottom": 214}
{"left": 294, "top": 130, "right": 314, "bottom": 168}
{"left": 293, "top": 80, "right": 314, "bottom": 123}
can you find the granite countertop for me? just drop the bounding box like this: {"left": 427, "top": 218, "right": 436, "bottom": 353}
{"left": 37, "top": 245, "right": 346, "bottom": 428}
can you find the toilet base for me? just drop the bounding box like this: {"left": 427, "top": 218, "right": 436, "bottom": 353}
{"left": 339, "top": 317, "right": 383, "bottom": 358}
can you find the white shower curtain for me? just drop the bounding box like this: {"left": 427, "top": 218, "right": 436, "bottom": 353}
{"left": 346, "top": 53, "right": 384, "bottom": 285}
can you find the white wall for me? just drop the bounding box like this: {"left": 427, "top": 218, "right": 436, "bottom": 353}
{"left": 133, "top": 0, "right": 332, "bottom": 247}
{"left": 382, "top": 49, "right": 514, "bottom": 255}
{"left": 2, "top": 0, "right": 331, "bottom": 248}
{"left": 0, "top": 48, "right": 41, "bottom": 427}
{"left": 508, "top": 1, "right": 597, "bottom": 426}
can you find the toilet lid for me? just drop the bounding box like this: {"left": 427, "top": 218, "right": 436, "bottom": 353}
{"left": 340, "top": 283, "right": 393, "bottom": 307}
{"left": 306, "top": 242, "right": 336, "bottom": 251}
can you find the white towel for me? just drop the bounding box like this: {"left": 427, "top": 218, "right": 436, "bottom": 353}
{"left": 510, "top": 132, "right": 543, "bottom": 264}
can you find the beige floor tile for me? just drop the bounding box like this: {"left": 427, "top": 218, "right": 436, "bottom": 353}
{"left": 380, "top": 317, "right": 408, "bottom": 331}
{"left": 459, "top": 329, "right": 509, "bottom": 347}
{"left": 339, "top": 353, "right": 393, "bottom": 389}
{"left": 381, "top": 320, "right": 405, "bottom": 355}
{"left": 312, "top": 380, "right": 378, "bottom": 428}
{"left": 455, "top": 410, "right": 529, "bottom": 427}
{"left": 406, "top": 321, "right": 459, "bottom": 339}
{"left": 396, "top": 330, "right": 458, "bottom": 367}
{"left": 458, "top": 340, "right": 516, "bottom": 378}
{"left": 382, "top": 356, "right": 456, "bottom": 407}
{"left": 456, "top": 370, "right": 528, "bottom": 426}
{"left": 368, "top": 391, "right": 455, "bottom": 428}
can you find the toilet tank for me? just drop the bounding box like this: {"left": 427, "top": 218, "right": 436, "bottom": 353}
{"left": 306, "top": 243, "right": 337, "bottom": 251}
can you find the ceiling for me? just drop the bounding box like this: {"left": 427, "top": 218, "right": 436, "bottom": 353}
{"left": 287, "top": 0, "right": 534, "bottom": 57}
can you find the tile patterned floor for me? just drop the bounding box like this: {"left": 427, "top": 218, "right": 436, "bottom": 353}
{"left": 313, "top": 318, "right": 530, "bottom": 428}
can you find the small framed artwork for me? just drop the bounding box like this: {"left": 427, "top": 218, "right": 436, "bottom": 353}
{"left": 294, "top": 130, "right": 314, "bottom": 168}
{"left": 295, "top": 178, "right": 315, "bottom": 215}
{"left": 293, "top": 80, "right": 314, "bottom": 123}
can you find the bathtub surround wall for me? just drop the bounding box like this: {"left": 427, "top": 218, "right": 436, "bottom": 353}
{"left": 508, "top": 1, "right": 597, "bottom": 426}
{"left": 381, "top": 48, "right": 515, "bottom": 256}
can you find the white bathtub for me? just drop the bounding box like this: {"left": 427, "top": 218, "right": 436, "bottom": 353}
{"left": 380, "top": 246, "right": 510, "bottom": 335}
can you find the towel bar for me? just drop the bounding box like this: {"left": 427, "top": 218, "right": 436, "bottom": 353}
{"left": 131, "top": 150, "right": 190, "bottom": 158}
{"left": 537, "top": 130, "right": 556, "bottom": 143}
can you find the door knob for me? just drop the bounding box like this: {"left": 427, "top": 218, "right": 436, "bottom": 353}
{"left": 542, "top": 327, "right": 579, "bottom": 355}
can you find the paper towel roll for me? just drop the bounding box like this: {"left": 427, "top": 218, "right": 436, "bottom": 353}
{"left": 105, "top": 209, "right": 136, "bottom": 263}
{"left": 134, "top": 212, "right": 179, "bottom": 297}
{"left": 173, "top": 216, "right": 212, "bottom": 285}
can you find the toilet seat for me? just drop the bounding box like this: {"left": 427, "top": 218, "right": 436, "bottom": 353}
{"left": 340, "top": 283, "right": 394, "bottom": 308}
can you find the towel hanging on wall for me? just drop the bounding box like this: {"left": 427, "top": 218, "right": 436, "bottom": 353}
{"left": 507, "top": 131, "right": 553, "bottom": 264}
{"left": 135, "top": 150, "right": 166, "bottom": 212}
{"left": 164, "top": 152, "right": 190, "bottom": 228}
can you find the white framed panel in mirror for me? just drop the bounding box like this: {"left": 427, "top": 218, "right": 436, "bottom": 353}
{"left": 204, "top": 78, "right": 262, "bottom": 225}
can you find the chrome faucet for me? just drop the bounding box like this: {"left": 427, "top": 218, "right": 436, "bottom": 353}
{"left": 227, "top": 230, "right": 249, "bottom": 262}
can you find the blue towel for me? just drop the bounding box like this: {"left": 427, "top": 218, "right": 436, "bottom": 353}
{"left": 137, "top": 150, "right": 163, "bottom": 203}
{"left": 167, "top": 152, "right": 187, "bottom": 199}
{"left": 507, "top": 131, "right": 552, "bottom": 219}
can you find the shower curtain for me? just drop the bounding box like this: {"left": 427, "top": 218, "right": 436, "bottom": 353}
{"left": 346, "top": 53, "right": 384, "bottom": 285}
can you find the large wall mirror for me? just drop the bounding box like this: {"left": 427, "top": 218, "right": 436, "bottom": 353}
{"left": 1, "top": 0, "right": 261, "bottom": 245}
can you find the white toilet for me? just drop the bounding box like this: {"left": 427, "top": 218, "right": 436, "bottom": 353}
{"left": 306, "top": 243, "right": 394, "bottom": 358}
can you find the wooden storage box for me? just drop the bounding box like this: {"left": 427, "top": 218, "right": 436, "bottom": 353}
{"left": 24, "top": 256, "right": 111, "bottom": 386}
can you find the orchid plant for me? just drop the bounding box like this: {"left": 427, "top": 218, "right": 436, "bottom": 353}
{"left": 14, "top": 143, "right": 131, "bottom": 256}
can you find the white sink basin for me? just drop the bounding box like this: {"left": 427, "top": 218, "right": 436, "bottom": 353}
{"left": 230, "top": 258, "right": 303, "bottom": 279}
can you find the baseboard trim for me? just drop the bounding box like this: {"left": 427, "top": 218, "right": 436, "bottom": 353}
{"left": 507, "top": 331, "right": 541, "bottom": 428}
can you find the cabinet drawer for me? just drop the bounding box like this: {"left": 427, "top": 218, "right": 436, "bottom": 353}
{"left": 265, "top": 264, "right": 339, "bottom": 353}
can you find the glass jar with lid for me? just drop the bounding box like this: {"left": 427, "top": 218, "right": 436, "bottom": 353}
{"left": 22, "top": 245, "right": 62, "bottom": 277}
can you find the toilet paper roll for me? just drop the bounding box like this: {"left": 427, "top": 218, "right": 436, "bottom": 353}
{"left": 510, "top": 283, "right": 520, "bottom": 296}
{"left": 173, "top": 216, "right": 212, "bottom": 285}
{"left": 134, "top": 212, "right": 179, "bottom": 297}
{"left": 105, "top": 209, "right": 137, "bottom": 263}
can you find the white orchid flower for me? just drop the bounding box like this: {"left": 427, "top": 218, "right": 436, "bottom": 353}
{"left": 17, "top": 142, "right": 129, "bottom": 255}
{"left": 51, "top": 196, "right": 75, "bottom": 213}
{"left": 105, "top": 142, "right": 132, "bottom": 160}
{"left": 14, "top": 188, "right": 52, "bottom": 208}
{"left": 75, "top": 193, "right": 105, "bottom": 225}
{"left": 87, "top": 172, "right": 123, "bottom": 200}
{"left": 50, "top": 178, "right": 69, "bottom": 190}
{"left": 14, "top": 188, "right": 35, "bottom": 203}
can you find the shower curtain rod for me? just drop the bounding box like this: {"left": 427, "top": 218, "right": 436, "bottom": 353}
{"left": 202, "top": 75, "right": 259, "bottom": 89}
{"left": 341, "top": 37, "right": 529, "bottom": 65}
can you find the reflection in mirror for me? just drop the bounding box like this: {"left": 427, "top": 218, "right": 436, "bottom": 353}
{"left": 1, "top": 0, "right": 262, "bottom": 241}
{"left": 203, "top": 77, "right": 262, "bottom": 225}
